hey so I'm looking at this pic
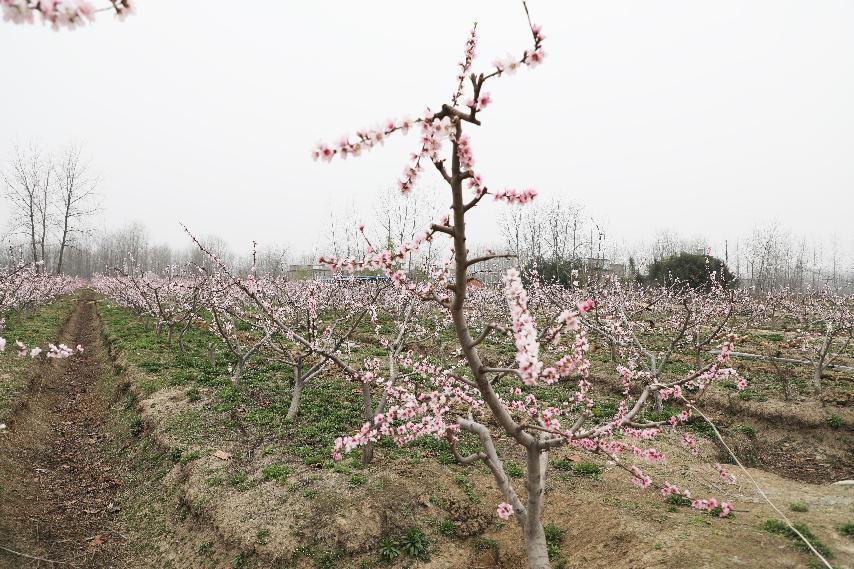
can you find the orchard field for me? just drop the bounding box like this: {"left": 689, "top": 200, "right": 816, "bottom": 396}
{"left": 0, "top": 2, "right": 852, "bottom": 569}
{"left": 0, "top": 263, "right": 851, "bottom": 569}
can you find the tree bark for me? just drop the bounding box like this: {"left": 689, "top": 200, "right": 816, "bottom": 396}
{"left": 524, "top": 447, "right": 551, "bottom": 569}
{"left": 285, "top": 373, "right": 305, "bottom": 421}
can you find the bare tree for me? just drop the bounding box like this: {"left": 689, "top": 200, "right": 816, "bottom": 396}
{"left": 373, "top": 186, "right": 441, "bottom": 275}
{"left": 1, "top": 143, "right": 52, "bottom": 271}
{"left": 53, "top": 144, "right": 100, "bottom": 274}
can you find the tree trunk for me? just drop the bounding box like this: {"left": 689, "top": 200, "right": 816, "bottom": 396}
{"left": 231, "top": 357, "right": 246, "bottom": 385}
{"left": 525, "top": 519, "right": 550, "bottom": 569}
{"left": 207, "top": 342, "right": 216, "bottom": 366}
{"left": 524, "top": 447, "right": 551, "bottom": 569}
{"left": 361, "top": 382, "right": 374, "bottom": 465}
{"left": 56, "top": 221, "right": 68, "bottom": 274}
{"left": 361, "top": 441, "right": 374, "bottom": 465}
{"left": 812, "top": 363, "right": 823, "bottom": 392}
{"left": 285, "top": 375, "right": 305, "bottom": 420}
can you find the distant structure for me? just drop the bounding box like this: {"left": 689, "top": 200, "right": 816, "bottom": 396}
{"left": 585, "top": 257, "right": 626, "bottom": 280}
{"left": 468, "top": 253, "right": 516, "bottom": 284}
{"left": 287, "top": 264, "right": 332, "bottom": 280}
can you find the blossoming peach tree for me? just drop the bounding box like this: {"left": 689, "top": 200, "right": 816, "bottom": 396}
{"left": 0, "top": 261, "right": 82, "bottom": 359}
{"left": 313, "top": 7, "right": 744, "bottom": 567}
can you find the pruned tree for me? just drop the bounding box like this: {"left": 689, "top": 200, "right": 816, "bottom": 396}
{"left": 313, "top": 7, "right": 744, "bottom": 567}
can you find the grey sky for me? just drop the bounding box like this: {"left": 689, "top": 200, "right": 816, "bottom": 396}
{"left": 1, "top": 0, "right": 852, "bottom": 262}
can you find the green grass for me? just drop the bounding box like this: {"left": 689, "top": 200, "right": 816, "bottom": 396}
{"left": 544, "top": 523, "right": 566, "bottom": 561}
{"left": 0, "top": 294, "right": 78, "bottom": 419}
{"left": 763, "top": 519, "right": 832, "bottom": 558}
{"left": 505, "top": 461, "right": 524, "bottom": 479}
{"left": 262, "top": 464, "right": 293, "bottom": 482}
{"left": 98, "top": 299, "right": 368, "bottom": 473}
{"left": 826, "top": 414, "right": 842, "bottom": 429}
{"left": 436, "top": 519, "right": 455, "bottom": 537}
{"left": 474, "top": 537, "right": 497, "bottom": 551}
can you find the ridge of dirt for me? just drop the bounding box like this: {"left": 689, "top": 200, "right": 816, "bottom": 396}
{"left": 0, "top": 294, "right": 130, "bottom": 568}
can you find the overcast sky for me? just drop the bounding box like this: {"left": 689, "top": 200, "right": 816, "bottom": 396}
{"left": 1, "top": 0, "right": 852, "bottom": 263}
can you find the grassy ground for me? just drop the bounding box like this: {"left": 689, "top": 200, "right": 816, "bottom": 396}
{"left": 0, "top": 295, "right": 77, "bottom": 421}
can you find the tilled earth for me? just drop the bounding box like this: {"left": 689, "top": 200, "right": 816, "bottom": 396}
{"left": 0, "top": 296, "right": 129, "bottom": 568}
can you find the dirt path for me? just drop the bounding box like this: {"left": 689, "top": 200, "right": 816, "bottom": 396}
{"left": 0, "top": 295, "right": 130, "bottom": 568}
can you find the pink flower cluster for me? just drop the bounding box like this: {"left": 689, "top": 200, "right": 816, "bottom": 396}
{"left": 331, "top": 363, "right": 483, "bottom": 460}
{"left": 1, "top": 0, "right": 132, "bottom": 28}
{"left": 713, "top": 462, "right": 737, "bottom": 484}
{"left": 660, "top": 482, "right": 732, "bottom": 517}
{"left": 691, "top": 497, "right": 733, "bottom": 518}
{"left": 630, "top": 465, "right": 652, "bottom": 489}
{"left": 496, "top": 501, "right": 513, "bottom": 520}
{"left": 492, "top": 23, "right": 546, "bottom": 75}
{"left": 451, "top": 23, "right": 478, "bottom": 106}
{"left": 503, "top": 268, "right": 542, "bottom": 385}
{"left": 681, "top": 433, "right": 699, "bottom": 456}
{"left": 667, "top": 409, "right": 690, "bottom": 427}
{"left": 3, "top": 337, "right": 82, "bottom": 359}
{"left": 494, "top": 188, "right": 538, "bottom": 205}
{"left": 311, "top": 116, "right": 417, "bottom": 163}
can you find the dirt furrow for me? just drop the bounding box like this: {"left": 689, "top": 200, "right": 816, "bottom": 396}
{"left": 0, "top": 296, "right": 129, "bottom": 569}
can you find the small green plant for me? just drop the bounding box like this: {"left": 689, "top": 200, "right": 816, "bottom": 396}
{"left": 737, "top": 390, "right": 753, "bottom": 401}
{"left": 186, "top": 387, "right": 201, "bottom": 402}
{"left": 228, "top": 472, "right": 248, "bottom": 486}
{"left": 129, "top": 417, "right": 145, "bottom": 438}
{"left": 437, "top": 519, "right": 456, "bottom": 537}
{"left": 314, "top": 551, "right": 339, "bottom": 569}
{"left": 303, "top": 488, "right": 318, "bottom": 498}
{"left": 763, "top": 519, "right": 832, "bottom": 557}
{"left": 544, "top": 523, "right": 565, "bottom": 561}
{"left": 231, "top": 550, "right": 248, "bottom": 568}
{"left": 826, "top": 414, "right": 842, "bottom": 429}
{"left": 572, "top": 461, "right": 601, "bottom": 478}
{"left": 839, "top": 522, "right": 854, "bottom": 537}
{"left": 474, "top": 537, "right": 497, "bottom": 551}
{"left": 552, "top": 459, "right": 573, "bottom": 471}
{"left": 789, "top": 502, "right": 809, "bottom": 513}
{"left": 688, "top": 418, "right": 716, "bottom": 437}
{"left": 197, "top": 541, "right": 213, "bottom": 556}
{"left": 261, "top": 446, "right": 276, "bottom": 457}
{"left": 505, "top": 461, "right": 524, "bottom": 479}
{"left": 735, "top": 424, "right": 756, "bottom": 438}
{"left": 455, "top": 474, "right": 478, "bottom": 503}
{"left": 180, "top": 450, "right": 201, "bottom": 465}
{"left": 262, "top": 464, "right": 293, "bottom": 482}
{"left": 377, "top": 536, "right": 401, "bottom": 562}
{"left": 399, "top": 527, "right": 430, "bottom": 560}
{"left": 665, "top": 494, "right": 691, "bottom": 507}
{"left": 256, "top": 528, "right": 270, "bottom": 545}
{"left": 349, "top": 474, "right": 367, "bottom": 487}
